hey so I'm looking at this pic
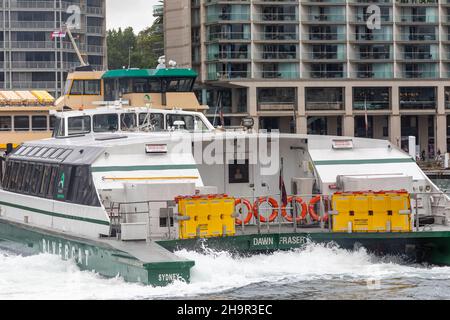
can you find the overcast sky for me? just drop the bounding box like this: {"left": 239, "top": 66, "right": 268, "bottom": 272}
{"left": 106, "top": 0, "right": 160, "bottom": 32}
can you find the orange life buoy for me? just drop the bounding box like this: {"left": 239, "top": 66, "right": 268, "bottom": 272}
{"left": 235, "top": 198, "right": 253, "bottom": 225}
{"left": 282, "top": 196, "right": 307, "bottom": 222}
{"left": 308, "top": 196, "right": 321, "bottom": 221}
{"left": 253, "top": 197, "right": 279, "bottom": 223}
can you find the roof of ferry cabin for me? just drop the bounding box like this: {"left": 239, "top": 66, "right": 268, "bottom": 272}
{"left": 101, "top": 68, "right": 198, "bottom": 79}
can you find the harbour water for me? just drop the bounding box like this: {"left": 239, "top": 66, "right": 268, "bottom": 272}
{"left": 1, "top": 243, "right": 449, "bottom": 300}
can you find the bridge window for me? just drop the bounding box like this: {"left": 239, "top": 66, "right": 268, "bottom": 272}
{"left": 195, "top": 116, "right": 209, "bottom": 131}
{"left": 0, "top": 116, "right": 12, "bottom": 131}
{"left": 139, "top": 113, "right": 164, "bottom": 131}
{"left": 166, "top": 114, "right": 195, "bottom": 131}
{"left": 120, "top": 113, "right": 137, "bottom": 131}
{"left": 32, "top": 116, "right": 47, "bottom": 131}
{"left": 85, "top": 80, "right": 101, "bottom": 95}
{"left": 93, "top": 114, "right": 119, "bottom": 132}
{"left": 70, "top": 80, "right": 101, "bottom": 95}
{"left": 68, "top": 116, "right": 91, "bottom": 135}
{"left": 14, "top": 116, "right": 30, "bottom": 131}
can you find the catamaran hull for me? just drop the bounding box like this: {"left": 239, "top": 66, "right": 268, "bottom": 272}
{"left": 0, "top": 218, "right": 194, "bottom": 286}
{"left": 157, "top": 231, "right": 450, "bottom": 266}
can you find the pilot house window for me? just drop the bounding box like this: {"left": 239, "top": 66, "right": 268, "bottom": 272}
{"left": 93, "top": 114, "right": 119, "bottom": 132}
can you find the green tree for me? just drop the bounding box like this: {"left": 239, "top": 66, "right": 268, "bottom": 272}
{"left": 107, "top": 5, "right": 164, "bottom": 70}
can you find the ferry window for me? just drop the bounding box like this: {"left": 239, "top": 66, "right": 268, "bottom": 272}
{"left": 14, "top": 116, "right": 30, "bottom": 131}
{"left": 32, "top": 116, "right": 48, "bottom": 131}
{"left": 229, "top": 160, "right": 250, "bottom": 184}
{"left": 17, "top": 162, "right": 27, "bottom": 192}
{"left": 49, "top": 116, "right": 56, "bottom": 130}
{"left": 68, "top": 116, "right": 91, "bottom": 135}
{"left": 22, "top": 163, "right": 34, "bottom": 194}
{"left": 132, "top": 78, "right": 148, "bottom": 93}
{"left": 39, "top": 165, "right": 51, "bottom": 196}
{"left": 119, "top": 79, "right": 131, "bottom": 95}
{"left": 0, "top": 116, "right": 12, "bottom": 131}
{"left": 31, "top": 164, "right": 44, "bottom": 195}
{"left": 139, "top": 113, "right": 164, "bottom": 131}
{"left": 9, "top": 162, "right": 20, "bottom": 191}
{"left": 120, "top": 113, "right": 137, "bottom": 131}
{"left": 70, "top": 80, "right": 84, "bottom": 95}
{"left": 166, "top": 114, "right": 194, "bottom": 131}
{"left": 195, "top": 116, "right": 209, "bottom": 132}
{"left": 85, "top": 80, "right": 101, "bottom": 95}
{"left": 47, "top": 166, "right": 59, "bottom": 198}
{"left": 93, "top": 114, "right": 119, "bottom": 132}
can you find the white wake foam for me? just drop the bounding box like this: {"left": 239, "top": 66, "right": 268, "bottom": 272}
{"left": 0, "top": 243, "right": 449, "bottom": 300}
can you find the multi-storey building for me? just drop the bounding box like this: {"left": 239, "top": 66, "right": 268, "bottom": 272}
{"left": 165, "top": 0, "right": 450, "bottom": 157}
{"left": 0, "top": 0, "right": 107, "bottom": 98}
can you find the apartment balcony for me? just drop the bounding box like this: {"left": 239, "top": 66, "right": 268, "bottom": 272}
{"left": 9, "top": 1, "right": 55, "bottom": 9}
{"left": 350, "top": 70, "right": 394, "bottom": 79}
{"left": 308, "top": 71, "right": 344, "bottom": 78}
{"left": 303, "top": 14, "right": 346, "bottom": 23}
{"left": 11, "top": 81, "right": 56, "bottom": 90}
{"left": 350, "top": 13, "right": 392, "bottom": 24}
{"left": 258, "top": 102, "right": 295, "bottom": 112}
{"left": 207, "top": 51, "right": 250, "bottom": 60}
{"left": 257, "top": 51, "right": 298, "bottom": 60}
{"left": 303, "top": 51, "right": 346, "bottom": 61}
{"left": 206, "top": 13, "right": 250, "bottom": 23}
{"left": 304, "top": 32, "right": 346, "bottom": 41}
{"left": 86, "top": 26, "right": 104, "bottom": 35}
{"left": 9, "top": 41, "right": 55, "bottom": 49}
{"left": 396, "top": 0, "right": 437, "bottom": 5}
{"left": 398, "top": 14, "right": 438, "bottom": 24}
{"left": 207, "top": 71, "right": 250, "bottom": 81}
{"left": 351, "top": 33, "right": 393, "bottom": 41}
{"left": 400, "top": 52, "right": 438, "bottom": 60}
{"left": 87, "top": 45, "right": 105, "bottom": 55}
{"left": 348, "top": 0, "right": 392, "bottom": 4}
{"left": 9, "top": 21, "right": 56, "bottom": 29}
{"left": 398, "top": 33, "right": 437, "bottom": 41}
{"left": 254, "top": 70, "right": 300, "bottom": 79}
{"left": 207, "top": 32, "right": 251, "bottom": 41}
{"left": 399, "top": 100, "right": 436, "bottom": 110}
{"left": 253, "top": 13, "right": 298, "bottom": 23}
{"left": 254, "top": 32, "right": 298, "bottom": 41}
{"left": 352, "top": 52, "right": 392, "bottom": 60}
{"left": 5, "top": 61, "right": 81, "bottom": 70}
{"left": 87, "top": 6, "right": 104, "bottom": 16}
{"left": 401, "top": 70, "right": 439, "bottom": 79}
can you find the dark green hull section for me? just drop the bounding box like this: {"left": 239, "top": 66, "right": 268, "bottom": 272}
{"left": 0, "top": 219, "right": 194, "bottom": 286}
{"left": 158, "top": 231, "right": 450, "bottom": 266}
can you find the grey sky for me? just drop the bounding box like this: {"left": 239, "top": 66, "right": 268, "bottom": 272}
{"left": 106, "top": 0, "right": 159, "bottom": 32}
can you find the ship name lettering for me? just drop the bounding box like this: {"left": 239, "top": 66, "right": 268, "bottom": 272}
{"left": 279, "top": 236, "right": 307, "bottom": 245}
{"left": 253, "top": 237, "right": 274, "bottom": 246}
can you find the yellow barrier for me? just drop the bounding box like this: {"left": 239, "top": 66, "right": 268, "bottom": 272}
{"left": 177, "top": 195, "right": 236, "bottom": 239}
{"left": 331, "top": 191, "right": 412, "bottom": 233}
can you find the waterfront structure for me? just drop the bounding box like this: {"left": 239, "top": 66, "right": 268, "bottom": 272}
{"left": 0, "top": 0, "right": 107, "bottom": 98}
{"left": 164, "top": 0, "right": 450, "bottom": 156}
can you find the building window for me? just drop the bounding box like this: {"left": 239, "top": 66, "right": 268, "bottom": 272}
{"left": 228, "top": 160, "right": 249, "bottom": 184}
{"left": 306, "top": 87, "right": 344, "bottom": 110}
{"left": 0, "top": 116, "right": 12, "bottom": 131}
{"left": 257, "top": 88, "right": 296, "bottom": 111}
{"left": 353, "top": 87, "right": 390, "bottom": 110}
{"left": 14, "top": 116, "right": 30, "bottom": 131}
{"left": 32, "top": 116, "right": 48, "bottom": 131}
{"left": 399, "top": 87, "right": 436, "bottom": 110}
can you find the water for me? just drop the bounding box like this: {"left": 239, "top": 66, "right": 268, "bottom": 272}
{"left": 1, "top": 243, "right": 450, "bottom": 300}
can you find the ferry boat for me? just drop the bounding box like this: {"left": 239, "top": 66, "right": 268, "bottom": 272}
{"left": 1, "top": 101, "right": 450, "bottom": 286}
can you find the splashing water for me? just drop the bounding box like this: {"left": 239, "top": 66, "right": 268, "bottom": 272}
{"left": 1, "top": 243, "right": 450, "bottom": 300}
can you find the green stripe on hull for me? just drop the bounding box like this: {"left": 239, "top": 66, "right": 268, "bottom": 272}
{"left": 314, "top": 158, "right": 414, "bottom": 166}
{"left": 0, "top": 200, "right": 110, "bottom": 226}
{"left": 92, "top": 164, "right": 197, "bottom": 172}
